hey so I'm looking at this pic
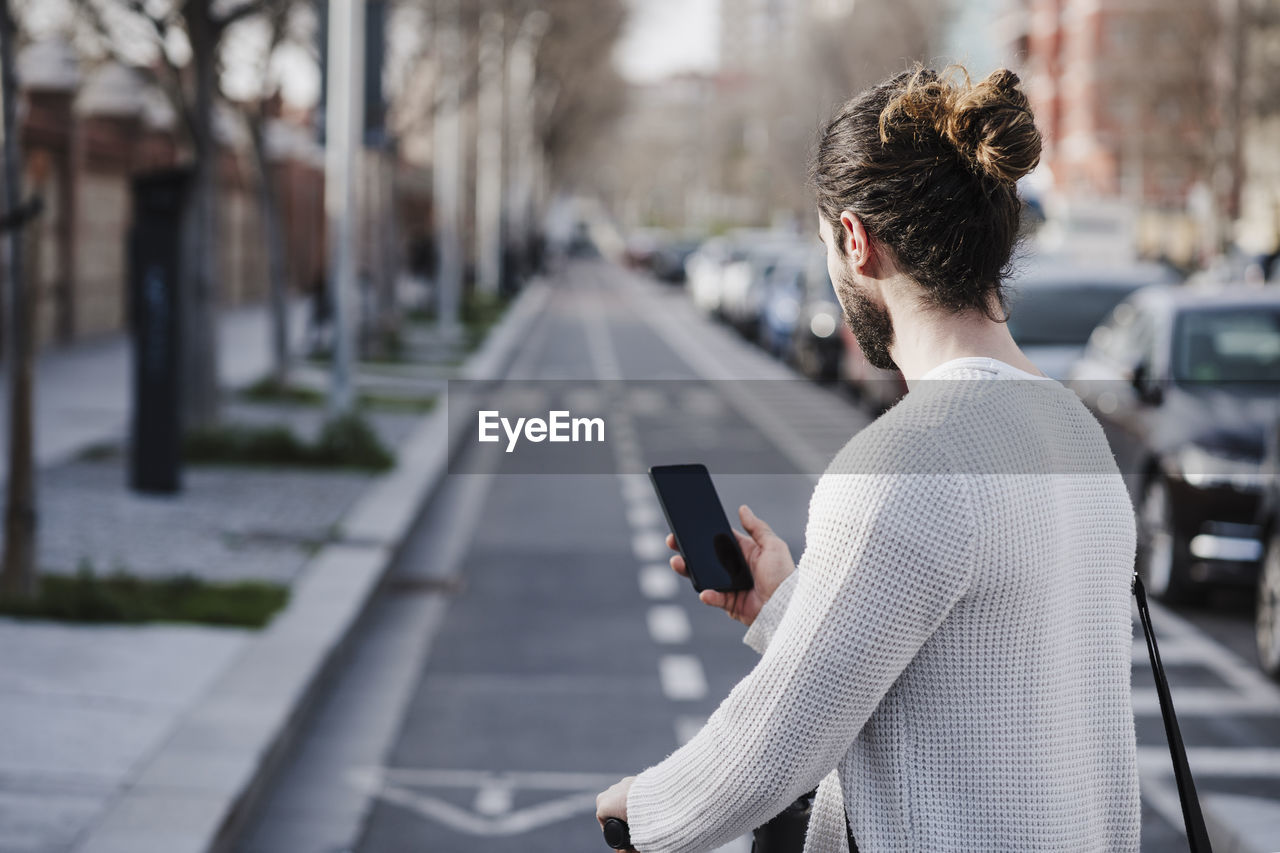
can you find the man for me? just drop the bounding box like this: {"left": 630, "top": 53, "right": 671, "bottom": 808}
{"left": 597, "top": 65, "right": 1140, "bottom": 852}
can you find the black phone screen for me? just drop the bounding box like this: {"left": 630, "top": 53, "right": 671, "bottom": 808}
{"left": 648, "top": 464, "right": 753, "bottom": 593}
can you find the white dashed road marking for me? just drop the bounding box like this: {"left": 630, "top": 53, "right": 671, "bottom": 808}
{"left": 626, "top": 501, "right": 664, "bottom": 529}
{"left": 632, "top": 531, "right": 669, "bottom": 562}
{"left": 639, "top": 563, "right": 681, "bottom": 600}
{"left": 647, "top": 605, "right": 692, "bottom": 644}
{"left": 674, "top": 715, "right": 707, "bottom": 745}
{"left": 659, "top": 655, "right": 708, "bottom": 700}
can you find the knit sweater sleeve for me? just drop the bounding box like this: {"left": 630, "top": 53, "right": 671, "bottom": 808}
{"left": 626, "top": 433, "right": 979, "bottom": 853}
{"left": 742, "top": 569, "right": 799, "bottom": 655}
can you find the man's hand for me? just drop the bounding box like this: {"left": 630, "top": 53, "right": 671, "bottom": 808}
{"left": 596, "top": 776, "right": 636, "bottom": 850}
{"left": 667, "top": 504, "right": 795, "bottom": 627}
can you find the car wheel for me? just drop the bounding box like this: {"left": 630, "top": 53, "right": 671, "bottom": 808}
{"left": 1137, "top": 477, "right": 1193, "bottom": 603}
{"left": 1257, "top": 530, "right": 1280, "bottom": 681}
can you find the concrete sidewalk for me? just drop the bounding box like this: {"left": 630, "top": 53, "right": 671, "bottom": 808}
{"left": 0, "top": 286, "right": 549, "bottom": 853}
{"left": 0, "top": 301, "right": 307, "bottom": 479}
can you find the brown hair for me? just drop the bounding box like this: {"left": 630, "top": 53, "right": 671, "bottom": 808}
{"left": 812, "top": 65, "right": 1042, "bottom": 319}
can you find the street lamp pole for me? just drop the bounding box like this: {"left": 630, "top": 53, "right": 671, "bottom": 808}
{"left": 505, "top": 10, "right": 548, "bottom": 281}
{"left": 323, "top": 0, "right": 365, "bottom": 415}
{"left": 433, "top": 0, "right": 464, "bottom": 339}
{"left": 475, "top": 10, "right": 505, "bottom": 297}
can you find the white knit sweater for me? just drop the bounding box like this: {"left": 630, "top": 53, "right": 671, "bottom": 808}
{"left": 627, "top": 358, "right": 1141, "bottom": 852}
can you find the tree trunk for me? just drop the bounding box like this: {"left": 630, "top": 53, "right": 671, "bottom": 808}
{"left": 248, "top": 111, "right": 291, "bottom": 385}
{"left": 0, "top": 0, "right": 35, "bottom": 600}
{"left": 180, "top": 0, "right": 223, "bottom": 430}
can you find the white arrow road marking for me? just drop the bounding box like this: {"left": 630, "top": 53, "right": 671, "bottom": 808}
{"left": 349, "top": 767, "right": 629, "bottom": 837}
{"left": 474, "top": 783, "right": 514, "bottom": 816}
{"left": 639, "top": 563, "right": 681, "bottom": 599}
{"left": 648, "top": 605, "right": 692, "bottom": 644}
{"left": 660, "top": 654, "right": 708, "bottom": 700}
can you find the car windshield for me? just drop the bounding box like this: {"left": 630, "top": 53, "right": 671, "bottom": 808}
{"left": 1173, "top": 308, "right": 1280, "bottom": 383}
{"left": 1006, "top": 285, "right": 1139, "bottom": 346}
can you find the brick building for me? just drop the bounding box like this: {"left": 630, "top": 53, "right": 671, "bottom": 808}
{"left": 10, "top": 38, "right": 329, "bottom": 350}
{"left": 1006, "top": 0, "right": 1279, "bottom": 263}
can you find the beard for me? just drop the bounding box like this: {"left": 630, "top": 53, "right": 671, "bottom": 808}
{"left": 834, "top": 268, "right": 897, "bottom": 371}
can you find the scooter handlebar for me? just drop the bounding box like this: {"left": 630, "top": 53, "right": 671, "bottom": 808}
{"left": 602, "top": 817, "right": 632, "bottom": 849}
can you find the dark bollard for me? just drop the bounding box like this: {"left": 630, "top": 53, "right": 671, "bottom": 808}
{"left": 128, "top": 168, "right": 192, "bottom": 495}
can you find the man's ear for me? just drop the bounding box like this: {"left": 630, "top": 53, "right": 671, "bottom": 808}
{"left": 838, "top": 210, "right": 873, "bottom": 274}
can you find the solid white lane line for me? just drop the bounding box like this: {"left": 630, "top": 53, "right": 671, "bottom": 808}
{"left": 1138, "top": 746, "right": 1280, "bottom": 777}
{"left": 1131, "top": 689, "right": 1277, "bottom": 716}
{"left": 647, "top": 605, "right": 692, "bottom": 644}
{"left": 639, "top": 563, "right": 681, "bottom": 600}
{"left": 659, "top": 655, "right": 707, "bottom": 701}
{"left": 632, "top": 531, "right": 668, "bottom": 562}
{"left": 674, "top": 715, "right": 707, "bottom": 745}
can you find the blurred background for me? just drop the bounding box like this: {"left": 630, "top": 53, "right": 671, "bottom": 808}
{"left": 0, "top": 1, "right": 1278, "bottom": 852}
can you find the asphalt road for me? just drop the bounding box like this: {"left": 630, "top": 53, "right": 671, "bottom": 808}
{"left": 238, "top": 259, "right": 1280, "bottom": 853}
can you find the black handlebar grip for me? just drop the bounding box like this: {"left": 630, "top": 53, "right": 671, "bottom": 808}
{"left": 602, "top": 817, "right": 632, "bottom": 849}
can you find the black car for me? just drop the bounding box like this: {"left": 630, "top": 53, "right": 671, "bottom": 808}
{"left": 1068, "top": 287, "right": 1280, "bottom": 603}
{"left": 651, "top": 238, "right": 700, "bottom": 284}
{"left": 1005, "top": 258, "right": 1179, "bottom": 379}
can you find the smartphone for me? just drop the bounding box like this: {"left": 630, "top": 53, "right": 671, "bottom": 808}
{"left": 648, "top": 464, "right": 753, "bottom": 593}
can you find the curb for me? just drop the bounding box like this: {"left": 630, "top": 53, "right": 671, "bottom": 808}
{"left": 72, "top": 283, "right": 551, "bottom": 853}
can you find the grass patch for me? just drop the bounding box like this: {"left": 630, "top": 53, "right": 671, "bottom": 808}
{"left": 241, "top": 377, "right": 327, "bottom": 406}
{"left": 358, "top": 392, "right": 436, "bottom": 414}
{"left": 0, "top": 566, "right": 288, "bottom": 627}
{"left": 240, "top": 377, "right": 435, "bottom": 414}
{"left": 462, "top": 291, "right": 510, "bottom": 350}
{"left": 184, "top": 413, "right": 394, "bottom": 471}
{"left": 77, "top": 442, "right": 121, "bottom": 462}
{"left": 406, "top": 290, "right": 511, "bottom": 352}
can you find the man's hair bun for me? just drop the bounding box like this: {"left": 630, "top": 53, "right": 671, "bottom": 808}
{"left": 879, "top": 65, "right": 1041, "bottom": 185}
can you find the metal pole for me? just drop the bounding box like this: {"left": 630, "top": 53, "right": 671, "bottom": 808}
{"left": 475, "top": 10, "right": 505, "bottom": 296}
{"left": 434, "top": 0, "right": 463, "bottom": 337}
{"left": 0, "top": 0, "right": 36, "bottom": 599}
{"left": 324, "top": 0, "right": 365, "bottom": 415}
{"left": 504, "top": 11, "right": 547, "bottom": 281}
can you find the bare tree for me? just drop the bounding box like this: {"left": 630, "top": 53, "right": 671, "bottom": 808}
{"left": 528, "top": 0, "right": 628, "bottom": 189}
{"left": 0, "top": 0, "right": 41, "bottom": 599}
{"left": 227, "top": 0, "right": 300, "bottom": 387}
{"left": 74, "top": 0, "right": 275, "bottom": 430}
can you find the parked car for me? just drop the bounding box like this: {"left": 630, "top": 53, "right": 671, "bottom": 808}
{"left": 789, "top": 249, "right": 844, "bottom": 382}
{"left": 758, "top": 253, "right": 808, "bottom": 359}
{"left": 1256, "top": 421, "right": 1280, "bottom": 680}
{"left": 1005, "top": 259, "right": 1180, "bottom": 379}
{"left": 650, "top": 238, "right": 700, "bottom": 284}
{"left": 839, "top": 324, "right": 908, "bottom": 413}
{"left": 719, "top": 236, "right": 803, "bottom": 336}
{"left": 623, "top": 228, "right": 666, "bottom": 270}
{"left": 686, "top": 236, "right": 740, "bottom": 316}
{"left": 1068, "top": 287, "right": 1280, "bottom": 603}
{"left": 686, "top": 230, "right": 789, "bottom": 318}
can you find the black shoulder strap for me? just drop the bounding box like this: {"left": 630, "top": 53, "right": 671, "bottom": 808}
{"left": 1133, "top": 572, "right": 1214, "bottom": 852}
